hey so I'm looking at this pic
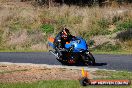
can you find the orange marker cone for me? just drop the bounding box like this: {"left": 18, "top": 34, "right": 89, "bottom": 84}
{"left": 81, "top": 68, "right": 89, "bottom": 78}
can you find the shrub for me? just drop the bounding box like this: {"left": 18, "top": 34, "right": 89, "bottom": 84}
{"left": 97, "top": 18, "right": 110, "bottom": 29}
{"left": 115, "top": 19, "right": 132, "bottom": 32}
{"left": 123, "top": 40, "right": 132, "bottom": 50}
{"left": 41, "top": 24, "right": 54, "bottom": 34}
{"left": 94, "top": 43, "right": 121, "bottom": 51}
{"left": 79, "top": 27, "right": 111, "bottom": 41}
{"left": 84, "top": 18, "right": 111, "bottom": 37}
{"left": 88, "top": 26, "right": 111, "bottom": 36}
{"left": 116, "top": 29, "right": 132, "bottom": 41}
{"left": 112, "top": 16, "right": 122, "bottom": 24}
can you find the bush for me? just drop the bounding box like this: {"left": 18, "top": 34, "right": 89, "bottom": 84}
{"left": 124, "top": 40, "right": 132, "bottom": 50}
{"left": 115, "top": 19, "right": 132, "bottom": 32}
{"left": 94, "top": 43, "right": 121, "bottom": 51}
{"left": 85, "top": 18, "right": 111, "bottom": 37}
{"left": 112, "top": 16, "right": 122, "bottom": 24}
{"left": 41, "top": 24, "right": 54, "bottom": 34}
{"left": 116, "top": 29, "right": 132, "bottom": 41}
{"left": 97, "top": 18, "right": 110, "bottom": 29}
{"left": 79, "top": 27, "right": 111, "bottom": 41}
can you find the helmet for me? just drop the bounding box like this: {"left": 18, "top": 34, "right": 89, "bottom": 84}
{"left": 61, "top": 28, "right": 70, "bottom": 39}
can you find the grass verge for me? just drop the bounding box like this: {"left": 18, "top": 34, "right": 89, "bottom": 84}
{"left": 92, "top": 50, "right": 132, "bottom": 55}
{"left": 0, "top": 80, "right": 131, "bottom": 88}
{"left": 0, "top": 49, "right": 131, "bottom": 55}
{"left": 0, "top": 70, "right": 131, "bottom": 88}
{"left": 92, "top": 70, "right": 132, "bottom": 80}
{"left": 0, "top": 50, "right": 48, "bottom": 52}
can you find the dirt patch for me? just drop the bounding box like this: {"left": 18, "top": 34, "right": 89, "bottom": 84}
{"left": 0, "top": 64, "right": 83, "bottom": 83}
{"left": 30, "top": 43, "right": 47, "bottom": 50}
{"left": 8, "top": 30, "right": 28, "bottom": 46}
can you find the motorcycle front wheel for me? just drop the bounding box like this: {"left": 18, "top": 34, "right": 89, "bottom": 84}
{"left": 87, "top": 52, "right": 95, "bottom": 65}
{"left": 81, "top": 52, "right": 95, "bottom": 66}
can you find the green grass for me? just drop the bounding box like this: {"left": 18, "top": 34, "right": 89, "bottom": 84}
{"left": 41, "top": 24, "right": 54, "bottom": 34}
{"left": 0, "top": 70, "right": 132, "bottom": 88}
{"left": 115, "top": 19, "right": 132, "bottom": 32}
{"left": 93, "top": 70, "right": 132, "bottom": 80}
{"left": 0, "top": 80, "right": 79, "bottom": 88}
{"left": 0, "top": 49, "right": 48, "bottom": 52}
{"left": 0, "top": 49, "right": 131, "bottom": 55}
{"left": 0, "top": 69, "right": 29, "bottom": 74}
{"left": 0, "top": 80, "right": 131, "bottom": 88}
{"left": 92, "top": 50, "right": 132, "bottom": 55}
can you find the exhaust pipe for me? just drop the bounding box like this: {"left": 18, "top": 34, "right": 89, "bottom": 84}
{"left": 49, "top": 50, "right": 59, "bottom": 58}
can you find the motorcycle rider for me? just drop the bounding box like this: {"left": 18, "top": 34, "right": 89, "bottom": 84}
{"left": 53, "top": 27, "right": 74, "bottom": 58}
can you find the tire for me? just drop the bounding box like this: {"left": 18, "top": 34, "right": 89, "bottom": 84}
{"left": 81, "top": 52, "right": 95, "bottom": 66}
{"left": 87, "top": 52, "right": 95, "bottom": 65}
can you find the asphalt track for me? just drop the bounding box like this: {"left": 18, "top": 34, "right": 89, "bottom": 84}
{"left": 0, "top": 52, "right": 132, "bottom": 71}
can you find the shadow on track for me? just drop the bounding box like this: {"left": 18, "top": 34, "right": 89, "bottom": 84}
{"left": 93, "top": 63, "right": 107, "bottom": 66}
{"left": 60, "top": 61, "right": 107, "bottom": 67}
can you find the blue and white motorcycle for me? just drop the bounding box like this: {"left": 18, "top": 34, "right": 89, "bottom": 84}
{"left": 48, "top": 37, "right": 95, "bottom": 65}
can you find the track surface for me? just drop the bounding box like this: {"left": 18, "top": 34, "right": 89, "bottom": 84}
{"left": 0, "top": 52, "right": 132, "bottom": 71}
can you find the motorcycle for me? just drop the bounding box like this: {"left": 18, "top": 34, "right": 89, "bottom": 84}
{"left": 48, "top": 36, "right": 95, "bottom": 66}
